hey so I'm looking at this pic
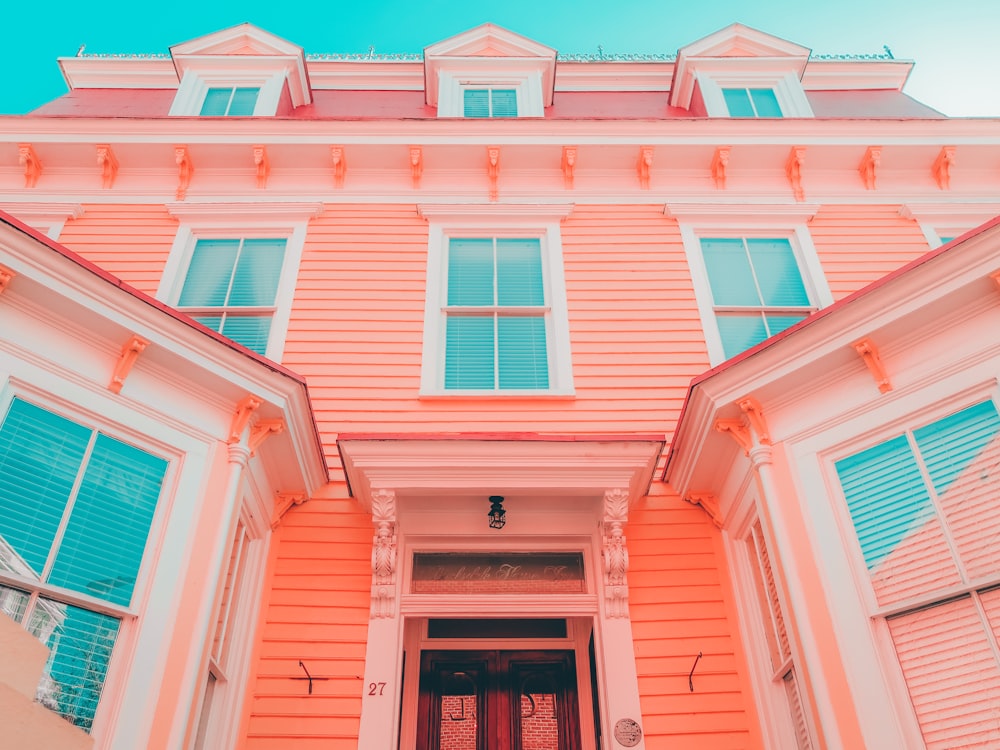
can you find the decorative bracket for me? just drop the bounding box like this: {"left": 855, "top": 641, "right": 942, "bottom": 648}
{"left": 227, "top": 395, "right": 262, "bottom": 444}
{"left": 562, "top": 146, "right": 577, "bottom": 189}
{"left": 18, "top": 144, "right": 41, "bottom": 188}
{"left": 714, "top": 418, "right": 753, "bottom": 455}
{"left": 933, "top": 146, "right": 955, "bottom": 190}
{"left": 637, "top": 146, "right": 654, "bottom": 190}
{"left": 96, "top": 144, "right": 119, "bottom": 189}
{"left": 409, "top": 146, "right": 422, "bottom": 188}
{"left": 0, "top": 266, "right": 15, "bottom": 296}
{"left": 738, "top": 397, "right": 771, "bottom": 446}
{"left": 331, "top": 146, "right": 347, "bottom": 188}
{"left": 108, "top": 334, "right": 148, "bottom": 394}
{"left": 602, "top": 488, "right": 631, "bottom": 619}
{"left": 684, "top": 493, "right": 724, "bottom": 528}
{"left": 990, "top": 270, "right": 1000, "bottom": 291}
{"left": 271, "top": 491, "right": 307, "bottom": 529}
{"left": 370, "top": 489, "right": 398, "bottom": 619}
{"left": 253, "top": 145, "right": 270, "bottom": 189}
{"left": 859, "top": 146, "right": 881, "bottom": 190}
{"left": 487, "top": 146, "right": 500, "bottom": 201}
{"left": 711, "top": 146, "right": 730, "bottom": 189}
{"left": 785, "top": 146, "right": 806, "bottom": 201}
{"left": 853, "top": 337, "right": 892, "bottom": 393}
{"left": 249, "top": 419, "right": 285, "bottom": 455}
{"left": 175, "top": 146, "right": 193, "bottom": 200}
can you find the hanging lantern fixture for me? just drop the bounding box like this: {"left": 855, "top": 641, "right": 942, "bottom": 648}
{"left": 488, "top": 495, "right": 506, "bottom": 529}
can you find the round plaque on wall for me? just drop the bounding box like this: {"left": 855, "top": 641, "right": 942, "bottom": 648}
{"left": 614, "top": 717, "right": 642, "bottom": 747}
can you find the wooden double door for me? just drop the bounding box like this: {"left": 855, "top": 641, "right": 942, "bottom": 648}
{"left": 416, "top": 650, "right": 581, "bottom": 750}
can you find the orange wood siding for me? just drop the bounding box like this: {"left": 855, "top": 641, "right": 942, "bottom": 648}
{"left": 57, "top": 204, "right": 177, "bottom": 295}
{"left": 244, "top": 497, "right": 372, "bottom": 749}
{"left": 629, "top": 494, "right": 761, "bottom": 749}
{"left": 810, "top": 205, "right": 931, "bottom": 300}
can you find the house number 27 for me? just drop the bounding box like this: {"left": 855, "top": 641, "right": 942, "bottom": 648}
{"left": 368, "top": 681, "right": 387, "bottom": 696}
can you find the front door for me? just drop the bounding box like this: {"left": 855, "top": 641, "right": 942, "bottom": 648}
{"left": 417, "top": 650, "right": 581, "bottom": 750}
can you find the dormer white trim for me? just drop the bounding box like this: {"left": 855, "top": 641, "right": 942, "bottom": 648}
{"left": 168, "top": 23, "right": 311, "bottom": 116}
{"left": 424, "top": 23, "right": 556, "bottom": 116}
{"left": 670, "top": 23, "right": 812, "bottom": 116}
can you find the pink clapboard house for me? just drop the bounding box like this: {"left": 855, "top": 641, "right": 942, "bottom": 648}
{"left": 0, "top": 20, "right": 999, "bottom": 750}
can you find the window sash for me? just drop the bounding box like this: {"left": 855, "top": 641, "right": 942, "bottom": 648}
{"left": 200, "top": 87, "right": 260, "bottom": 116}
{"left": 463, "top": 88, "right": 518, "bottom": 118}
{"left": 723, "top": 87, "right": 783, "bottom": 118}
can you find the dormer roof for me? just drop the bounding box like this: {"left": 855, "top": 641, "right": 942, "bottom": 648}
{"left": 169, "top": 23, "right": 312, "bottom": 106}
{"left": 670, "top": 23, "right": 811, "bottom": 109}
{"left": 423, "top": 23, "right": 557, "bottom": 107}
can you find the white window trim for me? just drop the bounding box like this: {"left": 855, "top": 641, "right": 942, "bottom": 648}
{"left": 697, "top": 69, "right": 814, "bottom": 118}
{"left": 0, "top": 203, "right": 84, "bottom": 240}
{"left": 674, "top": 208, "right": 832, "bottom": 365}
{"left": 899, "top": 204, "right": 1000, "bottom": 249}
{"left": 160, "top": 203, "right": 321, "bottom": 361}
{"left": 418, "top": 205, "right": 574, "bottom": 396}
{"left": 436, "top": 66, "right": 545, "bottom": 117}
{"left": 169, "top": 66, "right": 286, "bottom": 117}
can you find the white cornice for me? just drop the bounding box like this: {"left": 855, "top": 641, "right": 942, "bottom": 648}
{"left": 801, "top": 59, "right": 913, "bottom": 91}
{"left": 59, "top": 58, "right": 179, "bottom": 90}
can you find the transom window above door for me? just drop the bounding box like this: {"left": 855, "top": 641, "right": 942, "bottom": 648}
{"left": 463, "top": 88, "right": 518, "bottom": 118}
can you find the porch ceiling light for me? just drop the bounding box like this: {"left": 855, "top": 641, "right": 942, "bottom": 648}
{"left": 488, "top": 495, "right": 506, "bottom": 529}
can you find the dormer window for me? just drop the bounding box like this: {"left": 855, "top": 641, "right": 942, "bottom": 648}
{"left": 722, "top": 87, "right": 783, "bottom": 118}
{"left": 200, "top": 87, "right": 260, "bottom": 116}
{"left": 424, "top": 24, "right": 556, "bottom": 119}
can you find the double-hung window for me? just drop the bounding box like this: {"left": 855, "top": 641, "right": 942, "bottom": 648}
{"left": 835, "top": 399, "right": 1000, "bottom": 749}
{"left": 176, "top": 237, "right": 287, "bottom": 356}
{"left": 444, "top": 237, "right": 548, "bottom": 390}
{"left": 722, "top": 87, "right": 783, "bottom": 118}
{"left": 700, "top": 237, "right": 814, "bottom": 359}
{"left": 199, "top": 86, "right": 260, "bottom": 116}
{"left": 0, "top": 398, "right": 167, "bottom": 731}
{"left": 463, "top": 88, "right": 518, "bottom": 118}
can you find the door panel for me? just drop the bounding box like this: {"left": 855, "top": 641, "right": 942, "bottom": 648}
{"left": 418, "top": 650, "right": 580, "bottom": 750}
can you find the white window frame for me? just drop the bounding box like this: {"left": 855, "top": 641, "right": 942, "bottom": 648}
{"left": 697, "top": 70, "right": 813, "bottom": 118}
{"left": 436, "top": 67, "right": 545, "bottom": 117}
{"left": 159, "top": 203, "right": 320, "bottom": 361}
{"left": 0, "top": 203, "right": 84, "bottom": 241}
{"left": 169, "top": 65, "right": 287, "bottom": 117}
{"left": 418, "top": 205, "right": 574, "bottom": 396}
{"left": 674, "top": 208, "right": 832, "bottom": 365}
{"left": 899, "top": 204, "right": 1000, "bottom": 249}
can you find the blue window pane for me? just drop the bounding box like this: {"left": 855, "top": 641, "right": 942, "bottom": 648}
{"left": 199, "top": 88, "right": 232, "bottom": 116}
{"left": 702, "top": 238, "right": 758, "bottom": 306}
{"left": 464, "top": 90, "right": 490, "bottom": 118}
{"left": 0, "top": 399, "right": 90, "bottom": 576}
{"left": 178, "top": 240, "right": 240, "bottom": 307}
{"left": 717, "top": 315, "right": 768, "bottom": 359}
{"left": 496, "top": 239, "right": 544, "bottom": 306}
{"left": 747, "top": 239, "right": 809, "bottom": 306}
{"left": 445, "top": 316, "right": 495, "bottom": 389}
{"left": 448, "top": 239, "right": 495, "bottom": 305}
{"left": 836, "top": 435, "right": 934, "bottom": 570}
{"left": 191, "top": 314, "right": 223, "bottom": 333}
{"left": 491, "top": 89, "right": 518, "bottom": 117}
{"left": 48, "top": 434, "right": 166, "bottom": 606}
{"left": 220, "top": 315, "right": 274, "bottom": 355}
{"left": 227, "top": 87, "right": 259, "bottom": 116}
{"left": 228, "top": 239, "right": 286, "bottom": 306}
{"left": 914, "top": 401, "right": 1000, "bottom": 497}
{"left": 722, "top": 88, "right": 755, "bottom": 117}
{"left": 749, "top": 89, "right": 782, "bottom": 117}
{"left": 498, "top": 317, "right": 548, "bottom": 389}
{"left": 30, "top": 599, "right": 119, "bottom": 731}
{"left": 765, "top": 312, "right": 808, "bottom": 337}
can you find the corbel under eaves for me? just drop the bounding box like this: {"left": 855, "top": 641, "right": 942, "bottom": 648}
{"left": 108, "top": 334, "right": 148, "bottom": 394}
{"left": 853, "top": 336, "right": 892, "bottom": 393}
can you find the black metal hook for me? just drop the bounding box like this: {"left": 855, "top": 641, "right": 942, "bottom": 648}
{"left": 688, "top": 651, "right": 703, "bottom": 692}
{"left": 298, "top": 660, "right": 314, "bottom": 694}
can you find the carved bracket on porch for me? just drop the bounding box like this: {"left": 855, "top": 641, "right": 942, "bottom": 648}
{"left": 370, "top": 489, "right": 398, "bottom": 619}
{"left": 108, "top": 334, "right": 148, "bottom": 394}
{"left": 602, "top": 488, "right": 631, "bottom": 619}
{"left": 684, "top": 493, "right": 724, "bottom": 528}
{"left": 990, "top": 270, "right": 1000, "bottom": 291}
{"left": 253, "top": 145, "right": 270, "bottom": 189}
{"left": 711, "top": 146, "right": 729, "bottom": 189}
{"left": 933, "top": 146, "right": 955, "bottom": 190}
{"left": 0, "top": 266, "right": 15, "bottom": 296}
{"left": 853, "top": 336, "right": 892, "bottom": 393}
{"left": 249, "top": 419, "right": 285, "bottom": 455}
{"left": 96, "top": 144, "right": 119, "bottom": 189}
{"left": 637, "top": 146, "right": 653, "bottom": 190}
{"left": 487, "top": 146, "right": 501, "bottom": 201}
{"left": 331, "top": 146, "right": 347, "bottom": 188}
{"left": 409, "top": 146, "right": 422, "bottom": 187}
{"left": 175, "top": 146, "right": 193, "bottom": 200}
{"left": 738, "top": 397, "right": 771, "bottom": 446}
{"left": 858, "top": 146, "right": 881, "bottom": 190}
{"left": 227, "top": 395, "right": 262, "bottom": 444}
{"left": 785, "top": 146, "right": 805, "bottom": 201}
{"left": 714, "top": 418, "right": 752, "bottom": 455}
{"left": 271, "top": 491, "right": 307, "bottom": 529}
{"left": 18, "top": 144, "right": 41, "bottom": 188}
{"left": 562, "top": 146, "right": 577, "bottom": 189}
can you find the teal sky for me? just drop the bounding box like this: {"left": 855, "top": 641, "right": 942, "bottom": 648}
{"left": 3, "top": 0, "right": 998, "bottom": 116}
